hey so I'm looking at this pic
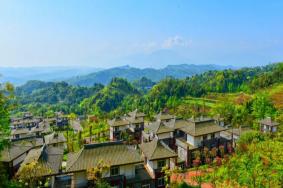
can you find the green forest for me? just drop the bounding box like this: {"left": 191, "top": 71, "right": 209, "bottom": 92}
{"left": 13, "top": 62, "right": 283, "bottom": 122}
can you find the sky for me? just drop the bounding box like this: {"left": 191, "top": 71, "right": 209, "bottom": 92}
{"left": 0, "top": 0, "right": 282, "bottom": 68}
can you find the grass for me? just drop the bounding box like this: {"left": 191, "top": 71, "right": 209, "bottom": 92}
{"left": 255, "top": 83, "right": 283, "bottom": 110}
{"left": 184, "top": 97, "right": 217, "bottom": 108}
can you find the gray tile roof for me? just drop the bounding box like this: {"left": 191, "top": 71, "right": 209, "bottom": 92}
{"left": 66, "top": 142, "right": 143, "bottom": 172}
{"left": 148, "top": 121, "right": 174, "bottom": 134}
{"left": 155, "top": 112, "right": 175, "bottom": 121}
{"left": 11, "top": 128, "right": 29, "bottom": 135}
{"left": 179, "top": 118, "right": 227, "bottom": 136}
{"left": 126, "top": 116, "right": 144, "bottom": 124}
{"left": 128, "top": 109, "right": 145, "bottom": 118}
{"left": 108, "top": 117, "right": 129, "bottom": 127}
{"left": 140, "top": 139, "right": 177, "bottom": 160}
{"left": 0, "top": 141, "right": 33, "bottom": 162}
{"left": 44, "top": 133, "right": 66, "bottom": 145}
{"left": 17, "top": 145, "right": 64, "bottom": 177}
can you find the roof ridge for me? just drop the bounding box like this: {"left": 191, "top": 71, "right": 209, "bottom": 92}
{"left": 66, "top": 147, "right": 84, "bottom": 171}
{"left": 160, "top": 140, "right": 175, "bottom": 154}
{"left": 149, "top": 139, "right": 158, "bottom": 159}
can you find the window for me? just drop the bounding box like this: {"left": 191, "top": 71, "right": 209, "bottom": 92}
{"left": 211, "top": 133, "right": 215, "bottom": 139}
{"left": 203, "top": 135, "right": 207, "bottom": 140}
{"left": 157, "top": 177, "right": 165, "bottom": 187}
{"left": 157, "top": 160, "right": 166, "bottom": 168}
{"left": 114, "top": 127, "right": 119, "bottom": 132}
{"left": 179, "top": 163, "right": 185, "bottom": 169}
{"left": 142, "top": 184, "right": 150, "bottom": 188}
{"left": 110, "top": 166, "right": 119, "bottom": 176}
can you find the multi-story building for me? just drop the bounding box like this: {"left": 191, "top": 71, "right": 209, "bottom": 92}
{"left": 108, "top": 109, "right": 145, "bottom": 142}
{"left": 143, "top": 116, "right": 229, "bottom": 167}
{"left": 154, "top": 112, "right": 175, "bottom": 122}
{"left": 17, "top": 144, "right": 64, "bottom": 188}
{"left": 66, "top": 141, "right": 154, "bottom": 188}
{"left": 11, "top": 120, "right": 51, "bottom": 140}
{"left": 140, "top": 139, "right": 178, "bottom": 188}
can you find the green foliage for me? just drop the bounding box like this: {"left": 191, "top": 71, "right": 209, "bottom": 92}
{"left": 132, "top": 76, "right": 155, "bottom": 93}
{"left": 0, "top": 82, "right": 21, "bottom": 187}
{"left": 81, "top": 77, "right": 140, "bottom": 114}
{"left": 205, "top": 132, "right": 283, "bottom": 188}
{"left": 14, "top": 81, "right": 103, "bottom": 115}
{"left": 12, "top": 62, "right": 283, "bottom": 120}
{"left": 0, "top": 82, "right": 14, "bottom": 151}
{"left": 67, "top": 64, "right": 228, "bottom": 86}
{"left": 252, "top": 93, "right": 276, "bottom": 120}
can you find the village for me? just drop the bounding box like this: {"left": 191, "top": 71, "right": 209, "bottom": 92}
{"left": 0, "top": 109, "right": 279, "bottom": 188}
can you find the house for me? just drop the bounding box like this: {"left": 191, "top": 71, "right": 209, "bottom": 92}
{"left": 140, "top": 139, "right": 177, "bottom": 187}
{"left": 17, "top": 145, "right": 64, "bottom": 188}
{"left": 126, "top": 109, "right": 145, "bottom": 142}
{"left": 108, "top": 109, "right": 145, "bottom": 142}
{"left": 44, "top": 132, "right": 67, "bottom": 149}
{"left": 173, "top": 117, "right": 228, "bottom": 167}
{"left": 11, "top": 128, "right": 30, "bottom": 139}
{"left": 11, "top": 120, "right": 51, "bottom": 140}
{"left": 142, "top": 121, "right": 174, "bottom": 143}
{"left": 55, "top": 112, "right": 69, "bottom": 128}
{"left": 259, "top": 117, "right": 280, "bottom": 133}
{"left": 0, "top": 141, "right": 34, "bottom": 178}
{"left": 143, "top": 116, "right": 229, "bottom": 168}
{"left": 66, "top": 141, "right": 154, "bottom": 188}
{"left": 108, "top": 116, "right": 130, "bottom": 141}
{"left": 11, "top": 119, "right": 41, "bottom": 129}
{"left": 220, "top": 126, "right": 253, "bottom": 143}
{"left": 154, "top": 112, "right": 175, "bottom": 122}
{"left": 176, "top": 117, "right": 228, "bottom": 148}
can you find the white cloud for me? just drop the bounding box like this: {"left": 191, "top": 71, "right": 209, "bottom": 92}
{"left": 162, "top": 35, "right": 190, "bottom": 49}
{"left": 132, "top": 35, "right": 191, "bottom": 53}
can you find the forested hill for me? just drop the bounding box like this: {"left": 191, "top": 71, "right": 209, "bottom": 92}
{"left": 13, "top": 62, "right": 282, "bottom": 117}
{"left": 66, "top": 64, "right": 231, "bottom": 86}
{"left": 14, "top": 81, "right": 104, "bottom": 115}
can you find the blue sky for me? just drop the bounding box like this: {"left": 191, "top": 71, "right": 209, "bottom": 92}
{"left": 0, "top": 0, "right": 282, "bottom": 68}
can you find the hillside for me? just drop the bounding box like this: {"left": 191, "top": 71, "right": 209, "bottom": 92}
{"left": 13, "top": 63, "right": 282, "bottom": 117}
{"left": 14, "top": 81, "right": 104, "bottom": 115}
{"left": 66, "top": 64, "right": 231, "bottom": 86}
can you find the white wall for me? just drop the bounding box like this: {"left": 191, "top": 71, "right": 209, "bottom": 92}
{"left": 146, "top": 159, "right": 170, "bottom": 172}
{"left": 177, "top": 146, "right": 187, "bottom": 161}
{"left": 187, "top": 132, "right": 221, "bottom": 147}
{"left": 110, "top": 127, "right": 114, "bottom": 140}
{"left": 146, "top": 159, "right": 155, "bottom": 175}
{"left": 186, "top": 134, "right": 195, "bottom": 146}
{"left": 215, "top": 132, "right": 220, "bottom": 138}
{"left": 101, "top": 164, "right": 139, "bottom": 179}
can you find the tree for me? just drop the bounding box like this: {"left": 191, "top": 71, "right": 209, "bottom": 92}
{"left": 17, "top": 161, "right": 51, "bottom": 188}
{"left": 87, "top": 160, "right": 110, "bottom": 187}
{"left": 161, "top": 165, "right": 182, "bottom": 187}
{"left": 211, "top": 102, "right": 235, "bottom": 125}
{"left": 0, "top": 82, "right": 14, "bottom": 151}
{"left": 252, "top": 93, "right": 276, "bottom": 120}
{"left": 205, "top": 132, "right": 283, "bottom": 187}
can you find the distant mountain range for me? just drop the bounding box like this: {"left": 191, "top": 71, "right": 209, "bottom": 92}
{"left": 0, "top": 67, "right": 102, "bottom": 85}
{"left": 0, "top": 64, "right": 233, "bottom": 86}
{"left": 66, "top": 64, "right": 233, "bottom": 86}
